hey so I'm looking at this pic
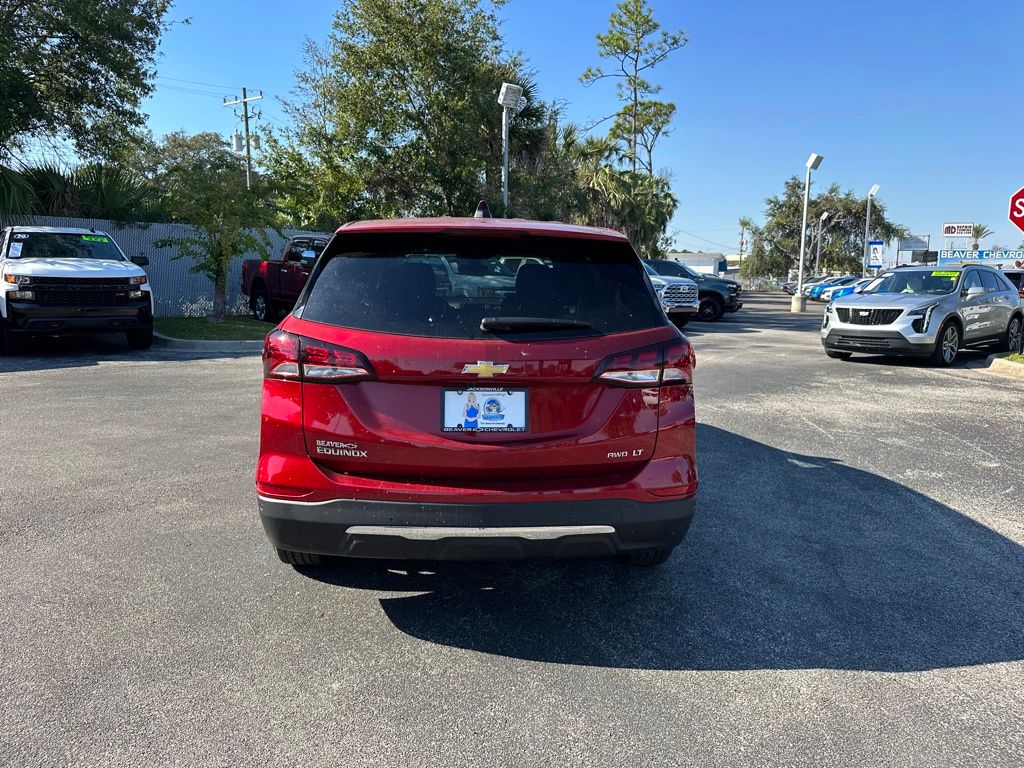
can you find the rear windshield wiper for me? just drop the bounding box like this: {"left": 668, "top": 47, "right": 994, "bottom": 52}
{"left": 480, "top": 316, "right": 593, "bottom": 332}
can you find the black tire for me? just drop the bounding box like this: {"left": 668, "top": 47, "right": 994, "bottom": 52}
{"left": 697, "top": 296, "right": 724, "bottom": 322}
{"left": 1, "top": 323, "right": 25, "bottom": 355}
{"left": 999, "top": 315, "right": 1023, "bottom": 353}
{"left": 825, "top": 350, "right": 851, "bottom": 360}
{"left": 930, "top": 321, "right": 961, "bottom": 367}
{"left": 126, "top": 326, "right": 153, "bottom": 350}
{"left": 621, "top": 547, "right": 674, "bottom": 567}
{"left": 251, "top": 286, "right": 273, "bottom": 323}
{"left": 276, "top": 548, "right": 322, "bottom": 566}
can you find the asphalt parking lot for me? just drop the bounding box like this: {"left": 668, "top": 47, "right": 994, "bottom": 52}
{"left": 2, "top": 293, "right": 1022, "bottom": 767}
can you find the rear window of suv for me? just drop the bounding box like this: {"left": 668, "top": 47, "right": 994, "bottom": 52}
{"left": 296, "top": 232, "right": 665, "bottom": 339}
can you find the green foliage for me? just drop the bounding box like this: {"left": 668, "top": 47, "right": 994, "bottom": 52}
{"left": 741, "top": 177, "right": 908, "bottom": 278}
{"left": 581, "top": 0, "right": 686, "bottom": 175}
{"left": 0, "top": 0, "right": 176, "bottom": 160}
{"left": 151, "top": 132, "right": 279, "bottom": 320}
{"left": 0, "top": 162, "right": 149, "bottom": 221}
{"left": 260, "top": 0, "right": 680, "bottom": 257}
{"left": 971, "top": 223, "right": 993, "bottom": 250}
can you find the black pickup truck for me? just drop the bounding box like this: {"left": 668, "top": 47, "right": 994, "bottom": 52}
{"left": 646, "top": 259, "right": 743, "bottom": 321}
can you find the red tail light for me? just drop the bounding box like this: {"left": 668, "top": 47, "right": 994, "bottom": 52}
{"left": 263, "top": 330, "right": 375, "bottom": 382}
{"left": 595, "top": 338, "right": 695, "bottom": 388}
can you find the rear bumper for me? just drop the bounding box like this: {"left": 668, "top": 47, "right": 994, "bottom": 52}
{"left": 5, "top": 298, "right": 152, "bottom": 334}
{"left": 259, "top": 494, "right": 696, "bottom": 560}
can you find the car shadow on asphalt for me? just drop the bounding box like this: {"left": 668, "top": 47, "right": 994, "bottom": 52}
{"left": 0, "top": 334, "right": 259, "bottom": 372}
{"left": 297, "top": 424, "right": 1024, "bottom": 672}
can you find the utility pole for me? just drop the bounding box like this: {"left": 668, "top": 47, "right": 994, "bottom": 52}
{"left": 862, "top": 184, "right": 879, "bottom": 277}
{"left": 223, "top": 87, "right": 264, "bottom": 189}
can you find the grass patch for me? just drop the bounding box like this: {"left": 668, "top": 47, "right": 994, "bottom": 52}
{"left": 1000, "top": 352, "right": 1024, "bottom": 365}
{"left": 155, "top": 316, "right": 270, "bottom": 341}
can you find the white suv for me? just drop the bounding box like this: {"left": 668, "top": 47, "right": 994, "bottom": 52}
{"left": 1, "top": 226, "right": 154, "bottom": 354}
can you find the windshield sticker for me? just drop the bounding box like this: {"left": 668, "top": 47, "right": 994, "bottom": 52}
{"left": 12, "top": 233, "right": 28, "bottom": 239}
{"left": 8, "top": 242, "right": 23, "bottom": 258}
{"left": 81, "top": 235, "right": 110, "bottom": 243}
{"left": 931, "top": 271, "right": 959, "bottom": 277}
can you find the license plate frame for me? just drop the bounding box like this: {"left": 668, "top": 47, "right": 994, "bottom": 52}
{"left": 441, "top": 387, "right": 529, "bottom": 433}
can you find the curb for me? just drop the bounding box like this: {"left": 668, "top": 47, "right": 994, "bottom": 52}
{"left": 986, "top": 354, "right": 1024, "bottom": 381}
{"left": 153, "top": 332, "right": 264, "bottom": 352}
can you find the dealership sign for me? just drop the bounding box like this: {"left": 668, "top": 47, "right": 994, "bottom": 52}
{"left": 942, "top": 222, "right": 973, "bottom": 238}
{"left": 938, "top": 249, "right": 1024, "bottom": 265}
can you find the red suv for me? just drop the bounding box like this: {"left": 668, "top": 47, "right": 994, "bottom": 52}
{"left": 257, "top": 216, "right": 698, "bottom": 567}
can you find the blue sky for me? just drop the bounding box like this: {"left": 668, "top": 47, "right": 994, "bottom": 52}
{"left": 142, "top": 0, "right": 1023, "bottom": 253}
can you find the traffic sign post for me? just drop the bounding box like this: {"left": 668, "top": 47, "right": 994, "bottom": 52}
{"left": 1009, "top": 187, "right": 1024, "bottom": 234}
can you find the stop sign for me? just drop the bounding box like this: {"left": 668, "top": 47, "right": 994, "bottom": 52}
{"left": 1010, "top": 187, "right": 1024, "bottom": 234}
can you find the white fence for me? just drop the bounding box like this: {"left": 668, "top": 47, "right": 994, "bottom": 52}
{"left": 1, "top": 215, "right": 331, "bottom": 317}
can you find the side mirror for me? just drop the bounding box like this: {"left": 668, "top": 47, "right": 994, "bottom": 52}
{"left": 965, "top": 285, "right": 985, "bottom": 298}
{"left": 131, "top": 255, "right": 149, "bottom": 267}
{"left": 300, "top": 249, "right": 316, "bottom": 267}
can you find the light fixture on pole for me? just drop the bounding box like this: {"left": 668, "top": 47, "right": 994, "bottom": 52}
{"left": 497, "top": 82, "right": 525, "bottom": 215}
{"left": 792, "top": 152, "right": 823, "bottom": 313}
{"left": 862, "top": 184, "right": 880, "bottom": 276}
{"left": 814, "top": 211, "right": 830, "bottom": 275}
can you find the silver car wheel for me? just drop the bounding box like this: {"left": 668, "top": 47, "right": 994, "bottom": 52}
{"left": 942, "top": 326, "right": 959, "bottom": 363}
{"left": 1010, "top": 318, "right": 1023, "bottom": 352}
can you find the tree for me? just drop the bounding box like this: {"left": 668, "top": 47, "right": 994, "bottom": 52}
{"left": 738, "top": 216, "right": 754, "bottom": 260}
{"left": 971, "top": 224, "right": 993, "bottom": 250}
{"left": 262, "top": 0, "right": 553, "bottom": 226}
{"left": 580, "top": 0, "right": 686, "bottom": 175}
{"left": 0, "top": 0, "right": 176, "bottom": 160}
{"left": 741, "top": 177, "right": 907, "bottom": 278}
{"left": 152, "top": 132, "right": 278, "bottom": 321}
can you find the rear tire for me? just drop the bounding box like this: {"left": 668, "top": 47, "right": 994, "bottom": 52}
{"left": 697, "top": 296, "right": 724, "bottom": 322}
{"left": 126, "top": 326, "right": 153, "bottom": 350}
{"left": 930, "top": 321, "right": 961, "bottom": 367}
{"left": 999, "top": 315, "right": 1022, "bottom": 353}
{"left": 251, "top": 287, "right": 273, "bottom": 323}
{"left": 276, "top": 548, "right": 322, "bottom": 566}
{"left": 825, "top": 350, "right": 851, "bottom": 360}
{"left": 621, "top": 547, "right": 674, "bottom": 567}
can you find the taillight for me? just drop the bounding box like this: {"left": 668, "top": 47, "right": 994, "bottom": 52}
{"left": 263, "top": 330, "right": 375, "bottom": 382}
{"left": 595, "top": 339, "right": 695, "bottom": 387}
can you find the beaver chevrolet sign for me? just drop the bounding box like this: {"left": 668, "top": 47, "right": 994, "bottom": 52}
{"left": 939, "top": 249, "right": 1024, "bottom": 265}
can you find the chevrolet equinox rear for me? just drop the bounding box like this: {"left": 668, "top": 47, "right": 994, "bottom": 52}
{"left": 257, "top": 217, "right": 697, "bottom": 566}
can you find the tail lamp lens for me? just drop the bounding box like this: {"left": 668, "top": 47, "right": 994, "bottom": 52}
{"left": 263, "top": 330, "right": 374, "bottom": 382}
{"left": 596, "top": 339, "right": 695, "bottom": 387}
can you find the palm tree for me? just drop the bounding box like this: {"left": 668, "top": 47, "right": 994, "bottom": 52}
{"left": 971, "top": 223, "right": 993, "bottom": 250}
{"left": 738, "top": 217, "right": 754, "bottom": 261}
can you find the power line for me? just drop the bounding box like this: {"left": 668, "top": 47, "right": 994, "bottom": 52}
{"left": 668, "top": 226, "right": 737, "bottom": 251}
{"left": 158, "top": 75, "right": 240, "bottom": 90}
{"left": 159, "top": 83, "right": 231, "bottom": 99}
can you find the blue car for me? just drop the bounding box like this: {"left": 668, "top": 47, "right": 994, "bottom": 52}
{"left": 823, "top": 277, "right": 875, "bottom": 301}
{"left": 809, "top": 275, "right": 857, "bottom": 300}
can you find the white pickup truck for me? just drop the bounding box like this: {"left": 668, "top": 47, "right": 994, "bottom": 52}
{"left": 1, "top": 226, "right": 154, "bottom": 354}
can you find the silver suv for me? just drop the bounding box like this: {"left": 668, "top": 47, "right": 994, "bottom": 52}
{"left": 643, "top": 262, "right": 699, "bottom": 325}
{"left": 821, "top": 264, "right": 1023, "bottom": 365}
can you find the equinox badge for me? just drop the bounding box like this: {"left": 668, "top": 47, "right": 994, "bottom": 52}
{"left": 462, "top": 361, "right": 509, "bottom": 377}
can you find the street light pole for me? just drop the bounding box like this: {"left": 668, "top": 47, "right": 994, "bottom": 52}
{"left": 814, "top": 211, "right": 830, "bottom": 275}
{"left": 497, "top": 82, "right": 524, "bottom": 215}
{"left": 792, "top": 153, "right": 823, "bottom": 313}
{"left": 862, "top": 184, "right": 879, "bottom": 276}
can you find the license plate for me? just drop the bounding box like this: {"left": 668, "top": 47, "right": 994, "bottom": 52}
{"left": 441, "top": 388, "right": 528, "bottom": 433}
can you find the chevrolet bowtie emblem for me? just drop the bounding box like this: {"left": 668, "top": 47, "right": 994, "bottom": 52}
{"left": 462, "top": 361, "right": 509, "bottom": 377}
